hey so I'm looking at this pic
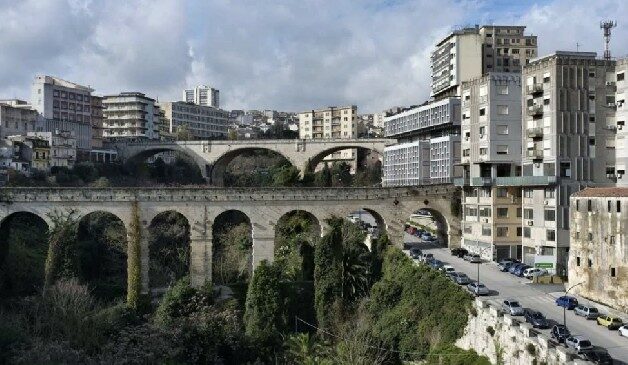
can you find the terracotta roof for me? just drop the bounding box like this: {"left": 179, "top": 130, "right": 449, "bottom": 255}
{"left": 572, "top": 187, "right": 628, "bottom": 198}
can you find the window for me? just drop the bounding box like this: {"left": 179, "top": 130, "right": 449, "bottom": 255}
{"left": 496, "top": 125, "right": 509, "bottom": 135}
{"left": 617, "top": 201, "right": 621, "bottom": 212}
{"left": 618, "top": 72, "right": 625, "bottom": 82}
{"left": 482, "top": 226, "right": 492, "bottom": 236}
{"left": 496, "top": 145, "right": 508, "bottom": 155}
{"left": 576, "top": 257, "right": 581, "bottom": 266}
{"left": 588, "top": 232, "right": 593, "bottom": 240}
{"left": 496, "top": 105, "right": 509, "bottom": 115}
{"left": 497, "top": 208, "right": 509, "bottom": 218}
{"left": 479, "top": 108, "right": 486, "bottom": 116}
{"left": 523, "top": 209, "right": 534, "bottom": 219}
{"left": 479, "top": 207, "right": 491, "bottom": 217}
{"left": 543, "top": 98, "right": 550, "bottom": 105}
{"left": 496, "top": 188, "right": 508, "bottom": 197}
{"left": 516, "top": 227, "right": 522, "bottom": 236}
{"left": 523, "top": 227, "right": 531, "bottom": 238}
{"left": 479, "top": 126, "right": 486, "bottom": 136}
{"left": 546, "top": 230, "right": 555, "bottom": 241}
{"left": 588, "top": 259, "right": 592, "bottom": 268}
{"left": 611, "top": 268, "right": 616, "bottom": 277}
{"left": 544, "top": 188, "right": 555, "bottom": 199}
{"left": 543, "top": 76, "right": 550, "bottom": 83}
{"left": 544, "top": 209, "right": 555, "bottom": 221}
{"left": 496, "top": 227, "right": 508, "bottom": 237}
{"left": 517, "top": 208, "right": 522, "bottom": 218}
{"left": 523, "top": 189, "right": 533, "bottom": 198}
{"left": 479, "top": 148, "right": 488, "bottom": 155}
{"left": 496, "top": 85, "right": 508, "bottom": 95}
{"left": 587, "top": 199, "right": 592, "bottom": 212}
{"left": 608, "top": 200, "right": 612, "bottom": 212}
{"left": 464, "top": 225, "right": 472, "bottom": 234}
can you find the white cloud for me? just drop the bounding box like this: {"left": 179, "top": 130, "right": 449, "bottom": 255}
{"left": 0, "top": 0, "right": 627, "bottom": 113}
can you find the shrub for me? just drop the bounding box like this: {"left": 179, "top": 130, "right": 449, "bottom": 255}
{"left": 10, "top": 339, "right": 95, "bottom": 365}
{"left": 99, "top": 323, "right": 180, "bottom": 364}
{"left": 155, "top": 277, "right": 213, "bottom": 326}
{"left": 486, "top": 326, "right": 495, "bottom": 336}
{"left": 426, "top": 344, "right": 490, "bottom": 365}
{"left": 244, "top": 260, "right": 284, "bottom": 347}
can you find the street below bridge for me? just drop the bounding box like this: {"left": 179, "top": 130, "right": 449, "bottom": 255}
{"left": 404, "top": 233, "right": 628, "bottom": 363}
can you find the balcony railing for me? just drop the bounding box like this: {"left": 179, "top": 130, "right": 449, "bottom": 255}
{"left": 494, "top": 176, "right": 557, "bottom": 186}
{"left": 527, "top": 83, "right": 543, "bottom": 94}
{"left": 453, "top": 177, "right": 469, "bottom": 186}
{"left": 527, "top": 148, "right": 544, "bottom": 160}
{"left": 526, "top": 127, "right": 543, "bottom": 138}
{"left": 527, "top": 105, "right": 543, "bottom": 116}
{"left": 470, "top": 177, "right": 492, "bottom": 186}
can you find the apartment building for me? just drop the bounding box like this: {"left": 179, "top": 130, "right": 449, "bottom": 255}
{"left": 31, "top": 75, "right": 93, "bottom": 151}
{"left": 0, "top": 100, "right": 39, "bottom": 139}
{"left": 431, "top": 25, "right": 537, "bottom": 99}
{"left": 183, "top": 85, "right": 219, "bottom": 108}
{"left": 28, "top": 130, "right": 76, "bottom": 168}
{"left": 615, "top": 59, "right": 628, "bottom": 186}
{"left": 102, "top": 92, "right": 161, "bottom": 141}
{"left": 160, "top": 101, "right": 229, "bottom": 140}
{"left": 569, "top": 188, "right": 628, "bottom": 312}
{"left": 8, "top": 135, "right": 50, "bottom": 173}
{"left": 456, "top": 73, "right": 523, "bottom": 261}
{"left": 91, "top": 95, "right": 104, "bottom": 148}
{"left": 519, "top": 52, "right": 617, "bottom": 274}
{"left": 382, "top": 98, "right": 461, "bottom": 186}
{"left": 298, "top": 106, "right": 359, "bottom": 170}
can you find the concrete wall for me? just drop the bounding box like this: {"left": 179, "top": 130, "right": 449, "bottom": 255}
{"left": 457, "top": 299, "right": 592, "bottom": 365}
{"left": 0, "top": 186, "right": 460, "bottom": 291}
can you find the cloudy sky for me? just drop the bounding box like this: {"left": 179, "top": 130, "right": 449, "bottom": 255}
{"left": 1, "top": 0, "right": 627, "bottom": 113}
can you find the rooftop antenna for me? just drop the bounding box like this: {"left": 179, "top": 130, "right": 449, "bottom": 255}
{"left": 600, "top": 20, "right": 617, "bottom": 60}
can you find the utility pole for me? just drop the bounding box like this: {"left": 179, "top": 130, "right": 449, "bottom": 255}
{"left": 563, "top": 282, "right": 585, "bottom": 328}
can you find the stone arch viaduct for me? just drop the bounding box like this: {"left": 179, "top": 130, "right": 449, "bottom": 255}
{"left": 111, "top": 138, "right": 395, "bottom": 185}
{"left": 0, "top": 185, "right": 459, "bottom": 291}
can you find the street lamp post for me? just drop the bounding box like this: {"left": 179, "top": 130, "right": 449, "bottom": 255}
{"left": 563, "top": 281, "right": 585, "bottom": 328}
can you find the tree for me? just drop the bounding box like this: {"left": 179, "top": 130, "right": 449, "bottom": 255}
{"left": 127, "top": 201, "right": 142, "bottom": 309}
{"left": 314, "top": 218, "right": 344, "bottom": 329}
{"left": 44, "top": 210, "right": 80, "bottom": 288}
{"left": 212, "top": 223, "right": 252, "bottom": 284}
{"left": 272, "top": 165, "right": 300, "bottom": 187}
{"left": 175, "top": 125, "right": 191, "bottom": 141}
{"left": 331, "top": 162, "right": 352, "bottom": 187}
{"left": 148, "top": 211, "right": 191, "bottom": 289}
{"left": 244, "top": 260, "right": 284, "bottom": 348}
{"left": 314, "top": 164, "right": 332, "bottom": 187}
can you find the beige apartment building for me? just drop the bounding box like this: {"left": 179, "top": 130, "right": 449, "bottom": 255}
{"left": 102, "top": 92, "right": 161, "bottom": 141}
{"left": 160, "top": 101, "right": 229, "bottom": 140}
{"left": 569, "top": 188, "right": 628, "bottom": 312}
{"left": 0, "top": 100, "right": 39, "bottom": 139}
{"left": 90, "top": 95, "right": 104, "bottom": 148}
{"left": 431, "top": 25, "right": 537, "bottom": 99}
{"left": 520, "top": 52, "right": 617, "bottom": 274}
{"left": 298, "top": 105, "right": 359, "bottom": 170}
{"left": 457, "top": 73, "right": 523, "bottom": 261}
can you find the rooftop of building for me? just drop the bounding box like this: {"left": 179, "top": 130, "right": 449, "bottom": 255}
{"left": 103, "top": 92, "right": 155, "bottom": 101}
{"left": 573, "top": 187, "right": 628, "bottom": 198}
{"left": 298, "top": 105, "right": 357, "bottom": 114}
{"left": 34, "top": 75, "right": 93, "bottom": 92}
{"left": 435, "top": 24, "right": 530, "bottom": 47}
{"left": 528, "top": 51, "right": 599, "bottom": 65}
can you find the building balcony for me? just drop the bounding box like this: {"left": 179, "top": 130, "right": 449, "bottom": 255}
{"left": 527, "top": 83, "right": 544, "bottom": 95}
{"left": 494, "top": 176, "right": 557, "bottom": 186}
{"left": 527, "top": 105, "right": 543, "bottom": 117}
{"left": 470, "top": 177, "right": 492, "bottom": 186}
{"left": 527, "top": 148, "right": 544, "bottom": 160}
{"left": 453, "top": 177, "right": 469, "bottom": 186}
{"left": 526, "top": 127, "right": 543, "bottom": 139}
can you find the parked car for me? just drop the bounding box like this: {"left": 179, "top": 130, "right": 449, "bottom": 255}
{"left": 421, "top": 233, "right": 433, "bottom": 240}
{"left": 409, "top": 247, "right": 422, "bottom": 259}
{"left": 502, "top": 299, "right": 524, "bottom": 316}
{"left": 574, "top": 305, "right": 600, "bottom": 319}
{"left": 453, "top": 273, "right": 471, "bottom": 285}
{"left": 468, "top": 254, "right": 482, "bottom": 263}
{"left": 451, "top": 248, "right": 468, "bottom": 257}
{"left": 420, "top": 253, "right": 434, "bottom": 262}
{"left": 429, "top": 260, "right": 444, "bottom": 270}
{"left": 467, "top": 282, "right": 489, "bottom": 296}
{"left": 440, "top": 265, "right": 455, "bottom": 275}
{"left": 514, "top": 264, "right": 531, "bottom": 277}
{"left": 597, "top": 315, "right": 624, "bottom": 330}
{"left": 564, "top": 336, "right": 594, "bottom": 353}
{"left": 497, "top": 261, "right": 514, "bottom": 272}
{"left": 423, "top": 235, "right": 437, "bottom": 243}
{"left": 523, "top": 267, "right": 548, "bottom": 279}
{"left": 555, "top": 296, "right": 578, "bottom": 310}
{"left": 524, "top": 309, "right": 549, "bottom": 329}
{"left": 551, "top": 324, "right": 570, "bottom": 343}
{"left": 618, "top": 325, "right": 628, "bottom": 338}
{"left": 580, "top": 349, "right": 613, "bottom": 365}
{"left": 508, "top": 263, "right": 524, "bottom": 274}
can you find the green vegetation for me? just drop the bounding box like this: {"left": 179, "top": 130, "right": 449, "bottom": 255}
{"left": 0, "top": 207, "right": 485, "bottom": 364}
{"left": 148, "top": 211, "right": 191, "bottom": 289}
{"left": 212, "top": 211, "right": 252, "bottom": 285}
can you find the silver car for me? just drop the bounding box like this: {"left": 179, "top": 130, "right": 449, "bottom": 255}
{"left": 502, "top": 299, "right": 524, "bottom": 316}
{"left": 574, "top": 305, "right": 600, "bottom": 319}
{"left": 454, "top": 273, "right": 471, "bottom": 285}
{"left": 467, "top": 282, "right": 489, "bottom": 296}
{"left": 564, "top": 336, "right": 593, "bottom": 353}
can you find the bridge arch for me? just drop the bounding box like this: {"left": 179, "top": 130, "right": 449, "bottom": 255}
{"left": 147, "top": 210, "right": 191, "bottom": 290}
{"left": 211, "top": 209, "right": 253, "bottom": 284}
{"left": 0, "top": 211, "right": 49, "bottom": 295}
{"left": 124, "top": 146, "right": 207, "bottom": 183}
{"left": 304, "top": 145, "right": 384, "bottom": 175}
{"left": 209, "top": 147, "right": 299, "bottom": 187}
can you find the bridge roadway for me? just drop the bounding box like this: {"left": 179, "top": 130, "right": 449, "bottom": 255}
{"left": 110, "top": 138, "right": 396, "bottom": 185}
{"left": 0, "top": 185, "right": 460, "bottom": 291}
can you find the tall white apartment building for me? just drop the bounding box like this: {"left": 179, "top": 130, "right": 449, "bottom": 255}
{"left": 519, "top": 52, "right": 617, "bottom": 274}
{"left": 31, "top": 75, "right": 94, "bottom": 151}
{"left": 102, "top": 92, "right": 161, "bottom": 141}
{"left": 431, "top": 25, "right": 537, "bottom": 99}
{"left": 183, "top": 85, "right": 219, "bottom": 108}
{"left": 160, "top": 101, "right": 230, "bottom": 140}
{"left": 383, "top": 98, "right": 461, "bottom": 186}
{"left": 615, "top": 59, "right": 628, "bottom": 186}
{"left": 0, "top": 100, "right": 39, "bottom": 139}
{"left": 456, "top": 73, "right": 523, "bottom": 261}
{"left": 298, "top": 106, "right": 359, "bottom": 170}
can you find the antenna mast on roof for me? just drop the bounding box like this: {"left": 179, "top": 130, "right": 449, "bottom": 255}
{"left": 600, "top": 20, "right": 617, "bottom": 60}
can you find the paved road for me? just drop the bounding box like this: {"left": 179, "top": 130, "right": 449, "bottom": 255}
{"left": 403, "top": 233, "right": 628, "bottom": 363}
